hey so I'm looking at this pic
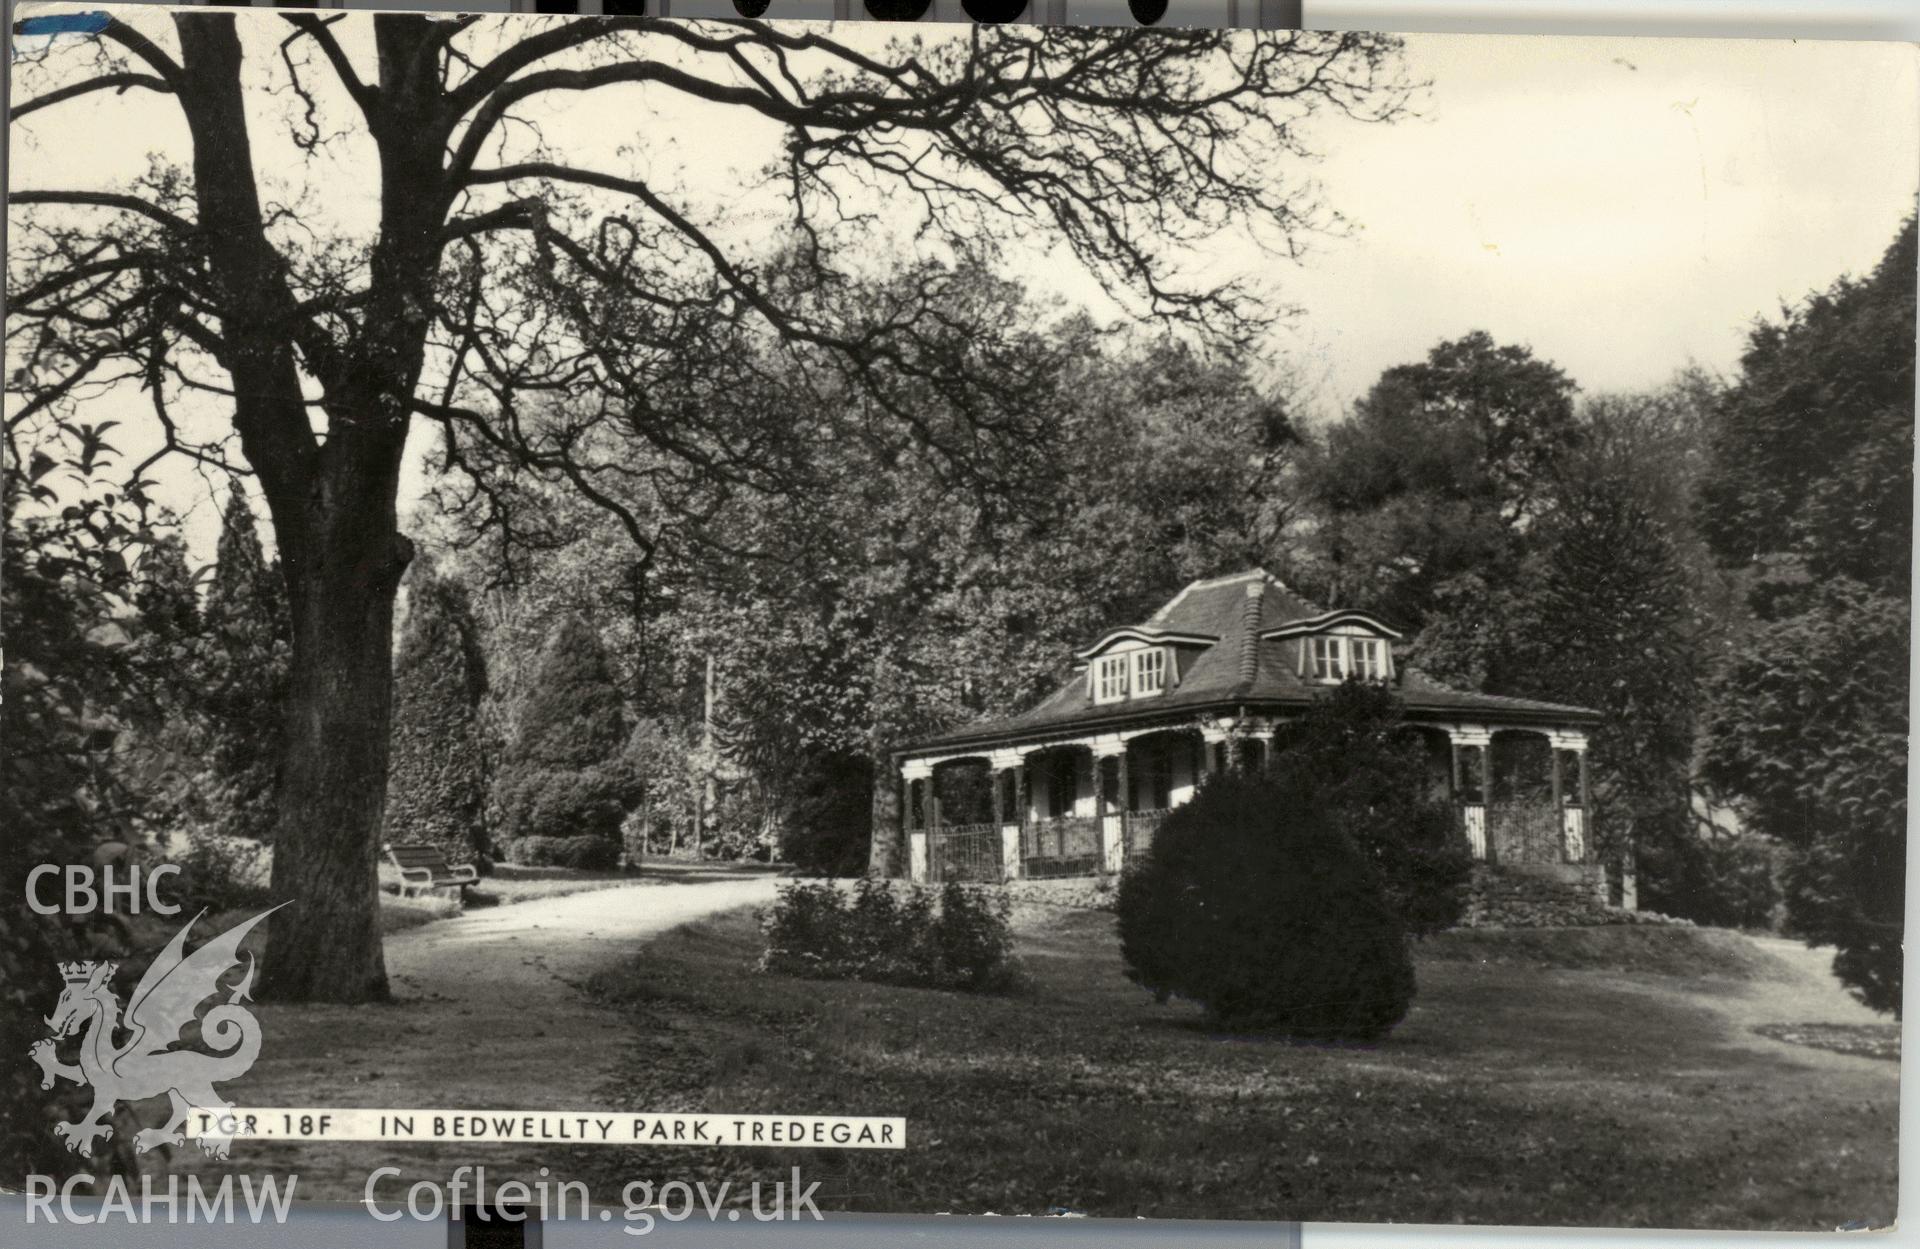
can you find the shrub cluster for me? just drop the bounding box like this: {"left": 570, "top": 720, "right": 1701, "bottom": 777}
{"left": 504, "top": 834, "right": 622, "bottom": 870}
{"left": 493, "top": 765, "right": 635, "bottom": 845}
{"left": 1116, "top": 772, "right": 1416, "bottom": 1041}
{"left": 163, "top": 829, "right": 275, "bottom": 914}
{"left": 1640, "top": 832, "right": 1784, "bottom": 931}
{"left": 759, "top": 877, "right": 1017, "bottom": 992}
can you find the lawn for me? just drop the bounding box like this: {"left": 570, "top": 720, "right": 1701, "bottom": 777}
{"left": 579, "top": 905, "right": 1897, "bottom": 1230}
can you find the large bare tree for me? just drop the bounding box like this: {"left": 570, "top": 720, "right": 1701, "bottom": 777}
{"left": 8, "top": 12, "right": 1408, "bottom": 1002}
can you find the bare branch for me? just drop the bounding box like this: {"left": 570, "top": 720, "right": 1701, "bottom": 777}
{"left": 10, "top": 190, "right": 197, "bottom": 237}
{"left": 11, "top": 71, "right": 173, "bottom": 120}
{"left": 280, "top": 13, "right": 378, "bottom": 124}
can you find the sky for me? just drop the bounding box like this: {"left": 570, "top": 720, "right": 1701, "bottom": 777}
{"left": 1272, "top": 32, "right": 1918, "bottom": 409}
{"left": 7, "top": 14, "right": 1917, "bottom": 560}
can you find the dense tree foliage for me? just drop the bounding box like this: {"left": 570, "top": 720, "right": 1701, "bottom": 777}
{"left": 1270, "top": 681, "right": 1472, "bottom": 936}
{"left": 1506, "top": 473, "right": 1703, "bottom": 913}
{"left": 1698, "top": 220, "right": 1913, "bottom": 1013}
{"left": 686, "top": 330, "right": 1300, "bottom": 873}
{"left": 385, "top": 564, "right": 491, "bottom": 866}
{"left": 1300, "top": 331, "right": 1581, "bottom": 626}
{"left": 1313, "top": 346, "right": 1759, "bottom": 925}
{"left": 1, "top": 430, "right": 154, "bottom": 1185}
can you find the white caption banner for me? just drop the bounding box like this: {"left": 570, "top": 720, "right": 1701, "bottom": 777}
{"left": 193, "top": 1108, "right": 906, "bottom": 1150}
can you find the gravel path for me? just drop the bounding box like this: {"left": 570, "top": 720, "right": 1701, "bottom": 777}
{"left": 177, "top": 868, "right": 783, "bottom": 1202}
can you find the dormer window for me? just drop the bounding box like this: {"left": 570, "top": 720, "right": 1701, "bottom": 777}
{"left": 1304, "top": 633, "right": 1392, "bottom": 684}
{"left": 1132, "top": 648, "right": 1167, "bottom": 696}
{"left": 1090, "top": 645, "right": 1172, "bottom": 704}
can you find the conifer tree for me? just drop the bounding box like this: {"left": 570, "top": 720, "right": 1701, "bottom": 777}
{"left": 125, "top": 528, "right": 210, "bottom": 828}
{"left": 492, "top": 616, "right": 636, "bottom": 861}
{"left": 134, "top": 531, "right": 200, "bottom": 645}
{"left": 200, "top": 487, "right": 291, "bottom": 842}
{"left": 386, "top": 565, "right": 490, "bottom": 865}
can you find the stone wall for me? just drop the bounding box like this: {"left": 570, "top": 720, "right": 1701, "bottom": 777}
{"left": 1005, "top": 876, "right": 1118, "bottom": 911}
{"left": 1462, "top": 862, "right": 1658, "bottom": 928}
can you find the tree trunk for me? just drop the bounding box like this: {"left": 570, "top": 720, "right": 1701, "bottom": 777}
{"left": 261, "top": 523, "right": 412, "bottom": 1002}
{"left": 168, "top": 14, "right": 442, "bottom": 1001}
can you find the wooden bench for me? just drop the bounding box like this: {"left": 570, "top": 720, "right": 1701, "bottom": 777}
{"left": 384, "top": 843, "right": 480, "bottom": 899}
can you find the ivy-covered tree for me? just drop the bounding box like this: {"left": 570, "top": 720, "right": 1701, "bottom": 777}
{"left": 1698, "top": 219, "right": 1914, "bottom": 1014}
{"left": 492, "top": 615, "right": 637, "bottom": 858}
{"left": 385, "top": 564, "right": 490, "bottom": 866}
{"left": 199, "top": 488, "right": 291, "bottom": 843}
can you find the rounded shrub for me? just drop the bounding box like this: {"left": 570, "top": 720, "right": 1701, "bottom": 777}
{"left": 493, "top": 763, "right": 633, "bottom": 844}
{"left": 1116, "top": 772, "right": 1416, "bottom": 1041}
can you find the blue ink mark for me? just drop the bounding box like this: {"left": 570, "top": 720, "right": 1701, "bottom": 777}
{"left": 15, "top": 12, "right": 112, "bottom": 36}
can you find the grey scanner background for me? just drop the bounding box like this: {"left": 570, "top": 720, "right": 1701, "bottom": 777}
{"left": 2, "top": 0, "right": 1916, "bottom": 1245}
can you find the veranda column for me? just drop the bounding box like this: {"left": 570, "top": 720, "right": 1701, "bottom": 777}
{"left": 1447, "top": 725, "right": 1493, "bottom": 861}
{"left": 1247, "top": 721, "right": 1276, "bottom": 775}
{"left": 1015, "top": 758, "right": 1033, "bottom": 875}
{"left": 902, "top": 760, "right": 933, "bottom": 882}
{"left": 1549, "top": 746, "right": 1565, "bottom": 860}
{"left": 1478, "top": 744, "right": 1495, "bottom": 861}
{"left": 991, "top": 750, "right": 1025, "bottom": 883}
{"left": 1092, "top": 738, "right": 1127, "bottom": 876}
{"left": 1549, "top": 729, "right": 1592, "bottom": 868}
{"left": 1201, "top": 722, "right": 1233, "bottom": 777}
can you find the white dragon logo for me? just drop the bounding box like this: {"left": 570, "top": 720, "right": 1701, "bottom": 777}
{"left": 30, "top": 905, "right": 283, "bottom": 1160}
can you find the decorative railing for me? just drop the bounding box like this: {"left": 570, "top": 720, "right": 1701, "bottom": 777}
{"left": 1485, "top": 802, "right": 1586, "bottom": 863}
{"left": 1461, "top": 804, "right": 1488, "bottom": 860}
{"left": 1562, "top": 806, "right": 1587, "bottom": 862}
{"left": 1021, "top": 816, "right": 1102, "bottom": 879}
{"left": 1123, "top": 808, "right": 1171, "bottom": 861}
{"left": 927, "top": 823, "right": 1003, "bottom": 883}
